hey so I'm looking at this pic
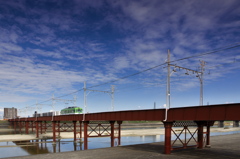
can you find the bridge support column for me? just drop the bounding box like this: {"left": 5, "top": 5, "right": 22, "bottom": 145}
{"left": 19, "top": 121, "right": 22, "bottom": 134}
{"left": 218, "top": 121, "right": 224, "bottom": 127}
{"left": 117, "top": 121, "right": 122, "bottom": 146}
{"left": 36, "top": 121, "right": 39, "bottom": 138}
{"left": 31, "top": 121, "right": 34, "bottom": 133}
{"left": 110, "top": 121, "right": 115, "bottom": 147}
{"left": 14, "top": 121, "right": 17, "bottom": 134}
{"left": 163, "top": 121, "right": 173, "bottom": 154}
{"left": 233, "top": 121, "right": 239, "bottom": 127}
{"left": 80, "top": 121, "right": 82, "bottom": 142}
{"left": 25, "top": 121, "right": 29, "bottom": 134}
{"left": 196, "top": 121, "right": 204, "bottom": 149}
{"left": 11, "top": 121, "right": 14, "bottom": 127}
{"left": 84, "top": 121, "right": 89, "bottom": 150}
{"left": 73, "top": 121, "right": 77, "bottom": 143}
{"left": 52, "top": 121, "right": 56, "bottom": 144}
{"left": 43, "top": 121, "right": 47, "bottom": 133}
{"left": 57, "top": 121, "right": 61, "bottom": 138}
{"left": 9, "top": 121, "right": 13, "bottom": 128}
{"left": 206, "top": 124, "right": 211, "bottom": 148}
{"left": 40, "top": 121, "right": 43, "bottom": 134}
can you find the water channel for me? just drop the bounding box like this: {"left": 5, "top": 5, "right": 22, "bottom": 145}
{"left": 0, "top": 129, "right": 240, "bottom": 158}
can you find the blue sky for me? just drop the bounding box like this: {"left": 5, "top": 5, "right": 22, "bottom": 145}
{"left": 0, "top": 0, "right": 240, "bottom": 117}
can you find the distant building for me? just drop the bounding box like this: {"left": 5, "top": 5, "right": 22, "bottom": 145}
{"left": 4, "top": 107, "right": 17, "bottom": 119}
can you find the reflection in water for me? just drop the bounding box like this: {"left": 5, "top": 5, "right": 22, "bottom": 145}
{"left": 0, "top": 130, "right": 240, "bottom": 158}
{"left": 13, "top": 140, "right": 51, "bottom": 154}
{"left": 0, "top": 139, "right": 84, "bottom": 158}
{"left": 51, "top": 139, "right": 83, "bottom": 153}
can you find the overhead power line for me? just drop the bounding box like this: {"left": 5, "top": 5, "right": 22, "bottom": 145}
{"left": 88, "top": 63, "right": 167, "bottom": 89}
{"left": 170, "top": 43, "right": 240, "bottom": 63}
{"left": 206, "top": 59, "right": 240, "bottom": 69}
{"left": 26, "top": 42, "right": 240, "bottom": 107}
{"left": 89, "top": 42, "right": 240, "bottom": 89}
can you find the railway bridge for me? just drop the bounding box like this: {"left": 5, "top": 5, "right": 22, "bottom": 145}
{"left": 8, "top": 103, "right": 240, "bottom": 154}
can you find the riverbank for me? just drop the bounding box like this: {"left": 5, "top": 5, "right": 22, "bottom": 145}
{"left": 0, "top": 126, "right": 240, "bottom": 142}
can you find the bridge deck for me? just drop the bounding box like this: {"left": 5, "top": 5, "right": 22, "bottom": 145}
{"left": 10, "top": 103, "right": 240, "bottom": 122}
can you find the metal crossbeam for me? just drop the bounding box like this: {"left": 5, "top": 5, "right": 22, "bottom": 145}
{"left": 171, "top": 126, "right": 198, "bottom": 149}
{"left": 88, "top": 123, "right": 111, "bottom": 137}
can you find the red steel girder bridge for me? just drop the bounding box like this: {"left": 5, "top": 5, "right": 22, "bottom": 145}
{"left": 8, "top": 103, "right": 240, "bottom": 154}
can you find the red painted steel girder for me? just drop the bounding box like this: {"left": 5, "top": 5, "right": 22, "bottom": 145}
{"left": 167, "top": 103, "right": 240, "bottom": 121}
{"left": 9, "top": 103, "right": 240, "bottom": 122}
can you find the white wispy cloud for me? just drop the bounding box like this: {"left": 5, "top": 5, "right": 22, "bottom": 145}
{"left": 0, "top": 0, "right": 240, "bottom": 108}
{"left": 26, "top": 48, "right": 63, "bottom": 59}
{"left": 0, "top": 42, "right": 23, "bottom": 53}
{"left": 0, "top": 56, "right": 81, "bottom": 94}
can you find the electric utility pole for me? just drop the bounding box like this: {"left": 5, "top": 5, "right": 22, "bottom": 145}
{"left": 199, "top": 60, "right": 206, "bottom": 106}
{"left": 51, "top": 94, "right": 76, "bottom": 120}
{"left": 166, "top": 50, "right": 205, "bottom": 108}
{"left": 166, "top": 50, "right": 171, "bottom": 110}
{"left": 84, "top": 81, "right": 115, "bottom": 114}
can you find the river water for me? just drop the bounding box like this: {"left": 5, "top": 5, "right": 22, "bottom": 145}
{"left": 0, "top": 129, "right": 240, "bottom": 158}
